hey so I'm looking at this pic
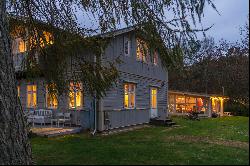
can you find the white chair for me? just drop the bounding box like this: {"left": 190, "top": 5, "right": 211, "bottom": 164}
{"left": 64, "top": 113, "right": 72, "bottom": 127}
{"left": 33, "top": 109, "right": 52, "bottom": 126}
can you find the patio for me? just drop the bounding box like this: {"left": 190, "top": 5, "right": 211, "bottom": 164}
{"left": 31, "top": 126, "right": 82, "bottom": 137}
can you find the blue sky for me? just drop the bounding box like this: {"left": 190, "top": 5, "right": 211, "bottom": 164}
{"left": 200, "top": 0, "right": 249, "bottom": 43}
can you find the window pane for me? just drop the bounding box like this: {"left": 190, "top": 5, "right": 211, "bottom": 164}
{"left": 46, "top": 84, "right": 58, "bottom": 109}
{"left": 124, "top": 94, "right": 129, "bottom": 108}
{"left": 124, "top": 83, "right": 136, "bottom": 109}
{"left": 33, "top": 92, "right": 37, "bottom": 107}
{"left": 18, "top": 39, "right": 26, "bottom": 53}
{"left": 130, "top": 93, "right": 135, "bottom": 108}
{"left": 69, "top": 82, "right": 83, "bottom": 109}
{"left": 69, "top": 91, "right": 75, "bottom": 108}
{"left": 17, "top": 86, "right": 20, "bottom": 97}
{"left": 27, "top": 85, "right": 36, "bottom": 108}
{"left": 76, "top": 91, "right": 82, "bottom": 107}
{"left": 151, "top": 89, "right": 157, "bottom": 109}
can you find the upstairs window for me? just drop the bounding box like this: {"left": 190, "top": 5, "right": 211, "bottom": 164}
{"left": 46, "top": 84, "right": 58, "bottom": 109}
{"left": 124, "top": 83, "right": 136, "bottom": 109}
{"left": 17, "top": 86, "right": 20, "bottom": 97}
{"left": 136, "top": 38, "right": 149, "bottom": 63}
{"left": 27, "top": 85, "right": 37, "bottom": 108}
{"left": 152, "top": 50, "right": 158, "bottom": 65}
{"left": 18, "top": 38, "right": 27, "bottom": 53}
{"left": 69, "top": 82, "right": 83, "bottom": 109}
{"left": 124, "top": 37, "right": 131, "bottom": 56}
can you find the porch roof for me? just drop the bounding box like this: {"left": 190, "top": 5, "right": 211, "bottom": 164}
{"left": 168, "top": 90, "right": 229, "bottom": 99}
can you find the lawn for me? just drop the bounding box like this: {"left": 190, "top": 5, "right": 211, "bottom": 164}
{"left": 32, "top": 116, "right": 249, "bottom": 165}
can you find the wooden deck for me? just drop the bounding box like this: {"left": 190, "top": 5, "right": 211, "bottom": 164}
{"left": 31, "top": 126, "right": 82, "bottom": 137}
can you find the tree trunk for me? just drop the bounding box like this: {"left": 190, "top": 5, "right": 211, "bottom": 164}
{"left": 0, "top": 1, "right": 33, "bottom": 165}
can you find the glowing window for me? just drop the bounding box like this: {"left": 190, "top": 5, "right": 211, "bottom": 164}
{"left": 46, "top": 84, "right": 58, "bottom": 109}
{"left": 136, "top": 38, "right": 148, "bottom": 63}
{"left": 69, "top": 82, "right": 83, "bottom": 109}
{"left": 124, "top": 83, "right": 135, "bottom": 109}
{"left": 27, "top": 85, "right": 37, "bottom": 108}
{"left": 18, "top": 39, "right": 27, "bottom": 53}
{"left": 151, "top": 88, "right": 157, "bottom": 109}
{"left": 17, "top": 86, "right": 20, "bottom": 97}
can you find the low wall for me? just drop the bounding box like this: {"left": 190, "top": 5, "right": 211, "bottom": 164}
{"left": 104, "top": 109, "right": 150, "bottom": 130}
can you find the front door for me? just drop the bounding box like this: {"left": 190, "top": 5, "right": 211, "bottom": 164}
{"left": 150, "top": 88, "right": 158, "bottom": 118}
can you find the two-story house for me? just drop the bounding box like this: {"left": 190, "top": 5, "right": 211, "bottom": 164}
{"left": 13, "top": 25, "right": 168, "bottom": 132}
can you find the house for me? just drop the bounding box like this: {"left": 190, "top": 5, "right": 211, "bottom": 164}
{"left": 13, "top": 25, "right": 168, "bottom": 131}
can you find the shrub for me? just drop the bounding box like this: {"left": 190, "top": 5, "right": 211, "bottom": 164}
{"left": 224, "top": 101, "right": 249, "bottom": 117}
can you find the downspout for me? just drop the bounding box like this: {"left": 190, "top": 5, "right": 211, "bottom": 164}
{"left": 91, "top": 54, "right": 97, "bottom": 136}
{"left": 91, "top": 96, "right": 97, "bottom": 136}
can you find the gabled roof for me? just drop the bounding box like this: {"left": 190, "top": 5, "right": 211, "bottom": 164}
{"left": 97, "top": 25, "right": 138, "bottom": 38}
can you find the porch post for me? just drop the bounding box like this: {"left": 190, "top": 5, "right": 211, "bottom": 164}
{"left": 220, "top": 99, "right": 224, "bottom": 117}
{"left": 208, "top": 98, "right": 212, "bottom": 117}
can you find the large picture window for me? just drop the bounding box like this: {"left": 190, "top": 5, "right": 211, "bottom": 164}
{"left": 124, "top": 83, "right": 136, "bottom": 109}
{"left": 69, "top": 82, "right": 83, "bottom": 109}
{"left": 27, "top": 85, "right": 37, "bottom": 108}
{"left": 46, "top": 84, "right": 58, "bottom": 109}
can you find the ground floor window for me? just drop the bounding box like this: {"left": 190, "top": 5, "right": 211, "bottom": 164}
{"left": 69, "top": 82, "right": 83, "bottom": 109}
{"left": 46, "top": 84, "right": 58, "bottom": 109}
{"left": 124, "top": 83, "right": 136, "bottom": 109}
{"left": 27, "top": 85, "right": 37, "bottom": 108}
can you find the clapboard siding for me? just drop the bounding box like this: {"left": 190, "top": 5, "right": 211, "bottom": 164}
{"left": 16, "top": 29, "right": 168, "bottom": 131}
{"left": 17, "top": 78, "right": 95, "bottom": 125}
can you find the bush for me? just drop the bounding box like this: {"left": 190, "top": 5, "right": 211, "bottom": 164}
{"left": 224, "top": 102, "right": 249, "bottom": 117}
{"left": 211, "top": 112, "right": 219, "bottom": 118}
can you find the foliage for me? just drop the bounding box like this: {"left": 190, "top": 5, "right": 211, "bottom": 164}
{"left": 31, "top": 116, "right": 249, "bottom": 165}
{"left": 6, "top": 0, "right": 219, "bottom": 97}
{"left": 169, "top": 18, "right": 249, "bottom": 107}
{"left": 224, "top": 100, "right": 249, "bottom": 117}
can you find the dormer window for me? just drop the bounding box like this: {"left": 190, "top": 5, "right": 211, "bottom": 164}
{"left": 124, "top": 37, "right": 130, "bottom": 56}
{"left": 136, "top": 38, "right": 149, "bottom": 63}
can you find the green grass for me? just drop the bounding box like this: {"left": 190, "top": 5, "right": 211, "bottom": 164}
{"left": 32, "top": 116, "right": 249, "bottom": 165}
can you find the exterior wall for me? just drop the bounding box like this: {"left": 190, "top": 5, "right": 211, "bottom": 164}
{"left": 17, "top": 78, "right": 95, "bottom": 126}
{"left": 97, "top": 31, "right": 168, "bottom": 131}
{"left": 15, "top": 30, "right": 168, "bottom": 131}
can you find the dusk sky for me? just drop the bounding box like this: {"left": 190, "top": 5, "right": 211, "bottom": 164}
{"left": 78, "top": 0, "right": 249, "bottom": 43}
{"left": 200, "top": 0, "right": 249, "bottom": 43}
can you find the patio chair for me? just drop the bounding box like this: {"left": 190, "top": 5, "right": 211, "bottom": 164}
{"left": 64, "top": 112, "right": 72, "bottom": 127}
{"left": 33, "top": 109, "right": 52, "bottom": 126}
{"left": 51, "top": 112, "right": 66, "bottom": 127}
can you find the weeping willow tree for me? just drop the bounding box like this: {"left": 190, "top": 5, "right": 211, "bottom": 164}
{"left": 0, "top": 0, "right": 217, "bottom": 164}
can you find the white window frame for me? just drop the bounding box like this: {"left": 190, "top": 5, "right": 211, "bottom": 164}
{"left": 124, "top": 83, "right": 136, "bottom": 109}
{"left": 150, "top": 87, "right": 158, "bottom": 109}
{"left": 153, "top": 50, "right": 158, "bottom": 65}
{"left": 45, "top": 84, "right": 58, "bottom": 109}
{"left": 69, "top": 82, "right": 83, "bottom": 109}
{"left": 136, "top": 38, "right": 149, "bottom": 63}
{"left": 124, "top": 37, "right": 131, "bottom": 56}
{"left": 26, "top": 84, "right": 37, "bottom": 108}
